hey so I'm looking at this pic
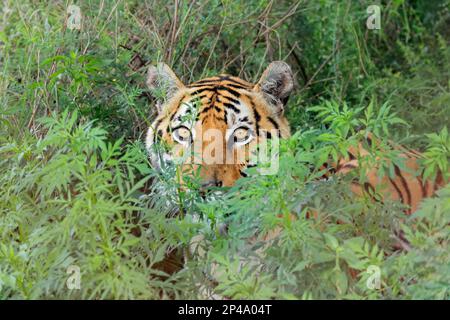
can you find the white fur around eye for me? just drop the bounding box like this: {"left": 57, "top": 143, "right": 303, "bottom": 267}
{"left": 234, "top": 128, "right": 249, "bottom": 142}
{"left": 177, "top": 127, "right": 190, "bottom": 139}
{"left": 227, "top": 126, "right": 254, "bottom": 147}
{"left": 172, "top": 126, "right": 195, "bottom": 145}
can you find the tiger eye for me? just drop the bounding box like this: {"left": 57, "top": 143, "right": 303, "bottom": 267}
{"left": 177, "top": 127, "right": 190, "bottom": 140}
{"left": 172, "top": 126, "right": 192, "bottom": 144}
{"left": 234, "top": 127, "right": 249, "bottom": 142}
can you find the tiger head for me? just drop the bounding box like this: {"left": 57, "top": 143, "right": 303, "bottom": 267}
{"left": 145, "top": 62, "right": 294, "bottom": 188}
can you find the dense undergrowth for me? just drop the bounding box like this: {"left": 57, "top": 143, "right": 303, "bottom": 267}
{"left": 0, "top": 1, "right": 449, "bottom": 299}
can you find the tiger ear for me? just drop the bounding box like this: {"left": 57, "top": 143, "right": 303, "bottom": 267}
{"left": 146, "top": 63, "right": 184, "bottom": 112}
{"left": 254, "top": 61, "right": 294, "bottom": 113}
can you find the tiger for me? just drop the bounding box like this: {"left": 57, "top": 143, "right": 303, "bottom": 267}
{"left": 145, "top": 61, "right": 446, "bottom": 215}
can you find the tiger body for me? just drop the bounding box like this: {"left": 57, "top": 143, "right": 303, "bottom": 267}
{"left": 145, "top": 62, "right": 445, "bottom": 215}
{"left": 329, "top": 137, "right": 445, "bottom": 214}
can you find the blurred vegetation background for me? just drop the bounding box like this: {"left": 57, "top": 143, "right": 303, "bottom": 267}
{"left": 0, "top": 0, "right": 449, "bottom": 299}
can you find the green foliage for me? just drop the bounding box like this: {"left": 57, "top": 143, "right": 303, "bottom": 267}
{"left": 0, "top": 111, "right": 197, "bottom": 299}
{"left": 0, "top": 0, "right": 449, "bottom": 299}
{"left": 421, "top": 127, "right": 450, "bottom": 182}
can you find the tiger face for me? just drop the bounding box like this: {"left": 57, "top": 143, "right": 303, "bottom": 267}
{"left": 145, "top": 62, "right": 294, "bottom": 188}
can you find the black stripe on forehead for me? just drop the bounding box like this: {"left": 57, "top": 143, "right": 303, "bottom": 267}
{"left": 222, "top": 102, "right": 240, "bottom": 114}
{"left": 219, "top": 75, "right": 253, "bottom": 88}
{"left": 191, "top": 87, "right": 215, "bottom": 96}
{"left": 198, "top": 88, "right": 218, "bottom": 117}
{"left": 214, "top": 116, "right": 226, "bottom": 123}
{"left": 216, "top": 95, "right": 240, "bottom": 105}
{"left": 188, "top": 75, "right": 251, "bottom": 87}
{"left": 189, "top": 82, "right": 248, "bottom": 91}
{"left": 188, "top": 82, "right": 219, "bottom": 89}
{"left": 188, "top": 77, "right": 221, "bottom": 86}
{"left": 222, "top": 82, "right": 249, "bottom": 90}
{"left": 216, "top": 85, "right": 241, "bottom": 98}
{"left": 200, "top": 105, "right": 214, "bottom": 114}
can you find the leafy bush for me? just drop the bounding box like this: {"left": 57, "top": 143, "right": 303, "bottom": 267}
{"left": 0, "top": 111, "right": 159, "bottom": 298}
{"left": 176, "top": 99, "right": 448, "bottom": 299}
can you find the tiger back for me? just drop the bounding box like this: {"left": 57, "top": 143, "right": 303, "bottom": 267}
{"left": 333, "top": 135, "right": 446, "bottom": 214}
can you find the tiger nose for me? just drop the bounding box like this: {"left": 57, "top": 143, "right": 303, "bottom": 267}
{"left": 201, "top": 179, "right": 223, "bottom": 189}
